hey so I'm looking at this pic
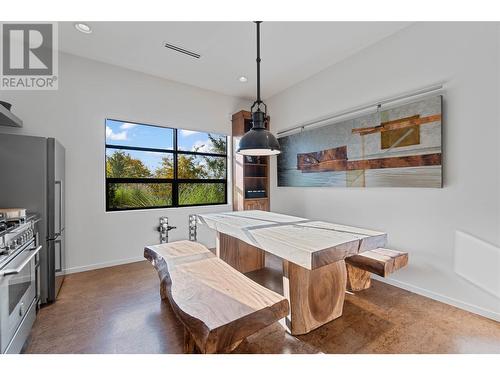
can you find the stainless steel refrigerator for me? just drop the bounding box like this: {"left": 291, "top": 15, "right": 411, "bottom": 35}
{"left": 0, "top": 133, "right": 65, "bottom": 304}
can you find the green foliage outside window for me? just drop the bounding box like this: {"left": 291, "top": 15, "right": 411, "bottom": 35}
{"left": 106, "top": 123, "right": 227, "bottom": 210}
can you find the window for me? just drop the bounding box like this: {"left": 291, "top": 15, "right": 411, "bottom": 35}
{"left": 105, "top": 119, "right": 227, "bottom": 211}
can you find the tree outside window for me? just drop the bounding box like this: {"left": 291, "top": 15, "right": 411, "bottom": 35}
{"left": 105, "top": 119, "right": 227, "bottom": 211}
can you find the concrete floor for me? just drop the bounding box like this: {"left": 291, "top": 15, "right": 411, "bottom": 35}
{"left": 25, "top": 255, "right": 500, "bottom": 354}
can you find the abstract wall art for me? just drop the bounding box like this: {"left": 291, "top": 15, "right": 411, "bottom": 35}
{"left": 277, "top": 95, "right": 442, "bottom": 188}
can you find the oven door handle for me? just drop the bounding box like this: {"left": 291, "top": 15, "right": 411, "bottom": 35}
{"left": 0, "top": 246, "right": 41, "bottom": 277}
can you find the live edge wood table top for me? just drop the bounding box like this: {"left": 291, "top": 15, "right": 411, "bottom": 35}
{"left": 197, "top": 210, "right": 388, "bottom": 335}
{"left": 197, "top": 210, "right": 387, "bottom": 270}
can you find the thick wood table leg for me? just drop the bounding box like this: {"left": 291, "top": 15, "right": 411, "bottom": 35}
{"left": 282, "top": 260, "right": 347, "bottom": 335}
{"left": 346, "top": 263, "right": 372, "bottom": 291}
{"left": 216, "top": 232, "right": 265, "bottom": 273}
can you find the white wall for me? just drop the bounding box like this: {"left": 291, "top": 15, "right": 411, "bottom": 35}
{"left": 0, "top": 52, "right": 242, "bottom": 273}
{"left": 267, "top": 22, "right": 500, "bottom": 320}
{"left": 1, "top": 23, "right": 498, "bottom": 320}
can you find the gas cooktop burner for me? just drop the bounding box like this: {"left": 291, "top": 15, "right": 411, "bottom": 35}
{"left": 0, "top": 217, "right": 37, "bottom": 268}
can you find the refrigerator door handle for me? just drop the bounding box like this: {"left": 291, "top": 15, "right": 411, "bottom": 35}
{"left": 54, "top": 239, "right": 62, "bottom": 273}
{"left": 55, "top": 180, "right": 62, "bottom": 237}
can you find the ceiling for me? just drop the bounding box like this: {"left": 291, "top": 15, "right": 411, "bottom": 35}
{"left": 59, "top": 22, "right": 411, "bottom": 99}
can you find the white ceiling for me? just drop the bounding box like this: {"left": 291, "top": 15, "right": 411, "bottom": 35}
{"left": 59, "top": 22, "right": 411, "bottom": 99}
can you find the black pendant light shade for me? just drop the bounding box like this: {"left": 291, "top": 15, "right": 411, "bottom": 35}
{"left": 237, "top": 22, "right": 281, "bottom": 156}
{"left": 238, "top": 110, "right": 281, "bottom": 156}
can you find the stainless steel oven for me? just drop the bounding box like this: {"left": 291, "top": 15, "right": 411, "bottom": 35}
{"left": 0, "top": 225, "right": 40, "bottom": 354}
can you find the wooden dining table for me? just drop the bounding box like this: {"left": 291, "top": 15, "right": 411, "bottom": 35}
{"left": 197, "top": 210, "right": 387, "bottom": 335}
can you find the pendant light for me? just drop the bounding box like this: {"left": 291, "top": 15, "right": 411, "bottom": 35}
{"left": 237, "top": 21, "right": 281, "bottom": 156}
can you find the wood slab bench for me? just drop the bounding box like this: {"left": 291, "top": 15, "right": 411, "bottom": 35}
{"left": 345, "top": 248, "right": 408, "bottom": 291}
{"left": 144, "top": 240, "right": 289, "bottom": 354}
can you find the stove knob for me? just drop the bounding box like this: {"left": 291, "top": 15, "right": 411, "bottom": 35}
{"left": 16, "top": 238, "right": 23, "bottom": 245}
{"left": 9, "top": 241, "right": 16, "bottom": 249}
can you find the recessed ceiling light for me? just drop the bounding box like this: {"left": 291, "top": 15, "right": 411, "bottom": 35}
{"left": 74, "top": 23, "right": 92, "bottom": 34}
{"left": 238, "top": 76, "right": 248, "bottom": 83}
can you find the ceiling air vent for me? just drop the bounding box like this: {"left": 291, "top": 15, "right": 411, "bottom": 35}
{"left": 163, "top": 42, "right": 201, "bottom": 59}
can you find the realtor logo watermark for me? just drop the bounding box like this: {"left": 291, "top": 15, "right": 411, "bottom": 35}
{"left": 1, "top": 22, "right": 58, "bottom": 90}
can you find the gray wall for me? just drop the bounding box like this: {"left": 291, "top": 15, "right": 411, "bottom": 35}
{"left": 0, "top": 52, "right": 242, "bottom": 273}
{"left": 266, "top": 22, "right": 500, "bottom": 319}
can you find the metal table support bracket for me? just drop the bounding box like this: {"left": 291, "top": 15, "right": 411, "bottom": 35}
{"left": 188, "top": 214, "right": 197, "bottom": 241}
{"left": 158, "top": 217, "right": 176, "bottom": 244}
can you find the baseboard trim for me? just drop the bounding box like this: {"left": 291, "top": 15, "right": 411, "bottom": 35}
{"left": 64, "top": 256, "right": 145, "bottom": 275}
{"left": 372, "top": 275, "right": 500, "bottom": 322}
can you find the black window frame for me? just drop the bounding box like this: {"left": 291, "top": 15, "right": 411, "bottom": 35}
{"left": 105, "top": 118, "right": 228, "bottom": 212}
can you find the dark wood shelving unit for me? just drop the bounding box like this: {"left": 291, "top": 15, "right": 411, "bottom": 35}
{"left": 232, "top": 110, "right": 270, "bottom": 212}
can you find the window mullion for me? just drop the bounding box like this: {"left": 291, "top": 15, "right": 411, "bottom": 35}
{"left": 172, "top": 128, "right": 179, "bottom": 207}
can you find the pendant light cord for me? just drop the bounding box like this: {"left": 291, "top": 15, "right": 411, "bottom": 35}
{"left": 251, "top": 21, "right": 266, "bottom": 116}
{"left": 255, "top": 21, "right": 262, "bottom": 104}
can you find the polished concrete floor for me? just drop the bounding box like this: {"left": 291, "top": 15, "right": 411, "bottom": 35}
{"left": 25, "top": 255, "right": 500, "bottom": 354}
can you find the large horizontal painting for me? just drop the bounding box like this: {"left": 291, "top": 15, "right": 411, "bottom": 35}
{"left": 277, "top": 95, "right": 442, "bottom": 188}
